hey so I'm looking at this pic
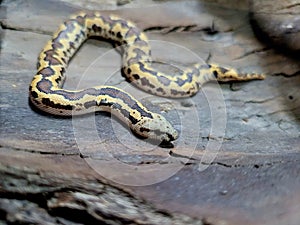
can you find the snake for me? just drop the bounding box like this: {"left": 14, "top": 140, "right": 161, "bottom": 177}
{"left": 29, "top": 11, "right": 265, "bottom": 143}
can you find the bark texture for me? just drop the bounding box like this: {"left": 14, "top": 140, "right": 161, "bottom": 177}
{"left": 1, "top": 0, "right": 299, "bottom": 224}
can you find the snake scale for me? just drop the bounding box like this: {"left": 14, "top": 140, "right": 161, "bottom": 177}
{"left": 29, "top": 11, "right": 265, "bottom": 143}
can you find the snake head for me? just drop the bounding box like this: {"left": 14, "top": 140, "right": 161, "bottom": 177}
{"left": 132, "top": 113, "right": 178, "bottom": 143}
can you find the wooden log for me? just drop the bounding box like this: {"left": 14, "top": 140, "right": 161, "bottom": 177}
{"left": 1, "top": 0, "right": 299, "bottom": 224}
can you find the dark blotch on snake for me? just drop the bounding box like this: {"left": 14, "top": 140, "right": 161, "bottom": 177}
{"left": 213, "top": 70, "right": 218, "bottom": 78}
{"left": 132, "top": 74, "right": 140, "bottom": 80}
{"left": 31, "top": 91, "right": 38, "bottom": 98}
{"left": 140, "top": 77, "right": 155, "bottom": 88}
{"left": 157, "top": 75, "right": 171, "bottom": 86}
{"left": 175, "top": 77, "right": 185, "bottom": 87}
{"left": 38, "top": 67, "right": 55, "bottom": 77}
{"left": 140, "top": 127, "right": 150, "bottom": 133}
{"left": 219, "top": 67, "right": 229, "bottom": 74}
{"left": 41, "top": 98, "right": 73, "bottom": 111}
{"left": 126, "top": 67, "right": 131, "bottom": 74}
{"left": 84, "top": 100, "right": 97, "bottom": 109}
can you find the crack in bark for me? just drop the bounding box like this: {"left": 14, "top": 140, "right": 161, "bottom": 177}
{"left": 200, "top": 158, "right": 300, "bottom": 169}
{"left": 277, "top": 3, "right": 300, "bottom": 10}
{"left": 167, "top": 149, "right": 300, "bottom": 169}
{"left": 273, "top": 70, "right": 300, "bottom": 77}
{"left": 1, "top": 20, "right": 218, "bottom": 37}
{"left": 263, "top": 106, "right": 300, "bottom": 117}
{"left": 233, "top": 47, "right": 271, "bottom": 60}
{"left": 0, "top": 145, "right": 78, "bottom": 157}
{"left": 244, "top": 97, "right": 277, "bottom": 104}
{"left": 0, "top": 21, "right": 52, "bottom": 35}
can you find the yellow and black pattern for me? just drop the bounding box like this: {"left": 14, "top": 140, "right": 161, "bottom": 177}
{"left": 29, "top": 11, "right": 265, "bottom": 142}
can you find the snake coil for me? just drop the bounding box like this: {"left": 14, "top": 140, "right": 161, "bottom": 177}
{"left": 29, "top": 11, "right": 264, "bottom": 143}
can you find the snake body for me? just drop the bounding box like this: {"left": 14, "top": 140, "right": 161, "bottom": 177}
{"left": 29, "top": 11, "right": 265, "bottom": 143}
